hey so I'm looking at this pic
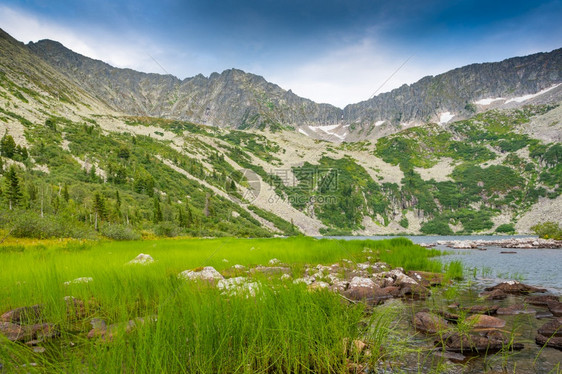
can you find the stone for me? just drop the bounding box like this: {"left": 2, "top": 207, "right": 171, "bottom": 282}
{"left": 413, "top": 312, "right": 448, "bottom": 334}
{"left": 0, "top": 305, "right": 43, "bottom": 324}
{"left": 535, "top": 332, "right": 562, "bottom": 350}
{"left": 268, "top": 258, "right": 281, "bottom": 265}
{"left": 385, "top": 269, "right": 418, "bottom": 287}
{"left": 536, "top": 311, "right": 554, "bottom": 319}
{"left": 0, "top": 322, "right": 24, "bottom": 341}
{"left": 250, "top": 266, "right": 291, "bottom": 276}
{"left": 400, "top": 283, "right": 430, "bottom": 299}
{"left": 481, "top": 289, "right": 507, "bottom": 300}
{"left": 432, "top": 350, "right": 467, "bottom": 364}
{"left": 536, "top": 319, "right": 562, "bottom": 349}
{"left": 217, "top": 277, "right": 260, "bottom": 297}
{"left": 64, "top": 277, "right": 93, "bottom": 286}
{"left": 497, "top": 304, "right": 536, "bottom": 315}
{"left": 407, "top": 271, "right": 444, "bottom": 287}
{"left": 483, "top": 281, "right": 547, "bottom": 295}
{"left": 349, "top": 277, "right": 376, "bottom": 289}
{"left": 465, "top": 314, "right": 506, "bottom": 329}
{"left": 465, "top": 305, "right": 499, "bottom": 315}
{"left": 64, "top": 296, "right": 88, "bottom": 320}
{"left": 343, "top": 287, "right": 378, "bottom": 302}
{"left": 537, "top": 318, "right": 562, "bottom": 338}
{"left": 547, "top": 301, "right": 562, "bottom": 317}
{"left": 293, "top": 276, "right": 316, "bottom": 286}
{"left": 442, "top": 330, "right": 524, "bottom": 353}
{"left": 127, "top": 253, "right": 154, "bottom": 265}
{"left": 352, "top": 339, "right": 367, "bottom": 354}
{"left": 525, "top": 295, "right": 559, "bottom": 306}
{"left": 308, "top": 282, "right": 330, "bottom": 291}
{"left": 178, "top": 266, "right": 224, "bottom": 282}
{"left": 0, "top": 322, "right": 57, "bottom": 343}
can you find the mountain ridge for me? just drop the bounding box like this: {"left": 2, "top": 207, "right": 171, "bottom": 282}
{"left": 24, "top": 32, "right": 562, "bottom": 140}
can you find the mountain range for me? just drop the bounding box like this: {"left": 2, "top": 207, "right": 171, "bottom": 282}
{"left": 0, "top": 28, "right": 561, "bottom": 237}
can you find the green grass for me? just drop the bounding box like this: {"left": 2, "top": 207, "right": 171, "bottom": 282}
{"left": 0, "top": 236, "right": 443, "bottom": 373}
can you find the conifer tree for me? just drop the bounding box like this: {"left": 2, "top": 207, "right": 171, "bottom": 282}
{"left": 153, "top": 196, "right": 162, "bottom": 223}
{"left": 62, "top": 183, "right": 70, "bottom": 202}
{"left": 4, "top": 165, "right": 22, "bottom": 210}
{"left": 0, "top": 134, "right": 16, "bottom": 158}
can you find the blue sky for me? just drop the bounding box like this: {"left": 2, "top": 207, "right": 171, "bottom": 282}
{"left": 1, "top": 0, "right": 561, "bottom": 107}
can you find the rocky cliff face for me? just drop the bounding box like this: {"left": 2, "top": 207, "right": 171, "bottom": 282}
{"left": 343, "top": 49, "right": 562, "bottom": 132}
{"left": 20, "top": 32, "right": 562, "bottom": 137}
{"left": 27, "top": 39, "right": 341, "bottom": 129}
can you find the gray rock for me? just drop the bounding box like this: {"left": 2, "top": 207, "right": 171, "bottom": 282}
{"left": 178, "top": 266, "right": 224, "bottom": 282}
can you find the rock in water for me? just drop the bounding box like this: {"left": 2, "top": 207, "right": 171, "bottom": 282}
{"left": 413, "top": 312, "right": 448, "bottom": 334}
{"left": 442, "top": 330, "right": 523, "bottom": 353}
{"left": 536, "top": 318, "right": 562, "bottom": 350}
{"left": 483, "top": 281, "right": 547, "bottom": 295}
{"left": 547, "top": 301, "right": 562, "bottom": 317}
{"left": 465, "top": 314, "right": 506, "bottom": 329}
{"left": 525, "top": 295, "right": 560, "bottom": 306}
{"left": 127, "top": 253, "right": 155, "bottom": 265}
{"left": 497, "top": 304, "right": 536, "bottom": 315}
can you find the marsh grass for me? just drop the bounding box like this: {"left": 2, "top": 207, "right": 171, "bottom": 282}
{"left": 0, "top": 236, "right": 444, "bottom": 373}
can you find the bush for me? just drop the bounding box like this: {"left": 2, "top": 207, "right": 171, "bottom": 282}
{"left": 495, "top": 223, "right": 515, "bottom": 234}
{"left": 154, "top": 221, "right": 180, "bottom": 237}
{"left": 531, "top": 221, "right": 562, "bottom": 240}
{"left": 420, "top": 219, "right": 453, "bottom": 235}
{"left": 399, "top": 217, "right": 409, "bottom": 228}
{"left": 10, "top": 211, "right": 96, "bottom": 239}
{"left": 100, "top": 224, "right": 141, "bottom": 241}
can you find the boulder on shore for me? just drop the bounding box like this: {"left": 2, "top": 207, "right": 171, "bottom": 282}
{"left": 178, "top": 266, "right": 224, "bottom": 282}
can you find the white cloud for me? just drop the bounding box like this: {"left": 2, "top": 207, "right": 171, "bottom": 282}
{"left": 266, "top": 38, "right": 458, "bottom": 108}
{"left": 0, "top": 5, "right": 173, "bottom": 74}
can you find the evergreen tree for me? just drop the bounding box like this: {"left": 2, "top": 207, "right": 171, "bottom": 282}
{"left": 204, "top": 193, "right": 211, "bottom": 217}
{"left": 185, "top": 202, "right": 193, "bottom": 227}
{"left": 89, "top": 166, "right": 97, "bottom": 182}
{"left": 178, "top": 206, "right": 186, "bottom": 228}
{"left": 62, "top": 183, "right": 70, "bottom": 202}
{"left": 153, "top": 196, "right": 162, "bottom": 223}
{"left": 0, "top": 134, "right": 16, "bottom": 158}
{"left": 93, "top": 192, "right": 107, "bottom": 221}
{"left": 27, "top": 182, "right": 38, "bottom": 202}
{"left": 4, "top": 165, "right": 22, "bottom": 210}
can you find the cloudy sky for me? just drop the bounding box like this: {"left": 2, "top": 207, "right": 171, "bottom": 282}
{"left": 1, "top": 0, "right": 561, "bottom": 107}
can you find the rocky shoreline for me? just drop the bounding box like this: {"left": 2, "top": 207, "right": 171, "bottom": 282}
{"left": 2, "top": 252, "right": 561, "bottom": 371}
{"left": 421, "top": 237, "right": 562, "bottom": 249}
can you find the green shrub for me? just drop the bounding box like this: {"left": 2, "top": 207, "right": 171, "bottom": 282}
{"left": 420, "top": 218, "right": 453, "bottom": 235}
{"left": 495, "top": 223, "right": 515, "bottom": 234}
{"left": 10, "top": 211, "right": 96, "bottom": 239}
{"left": 399, "top": 217, "right": 409, "bottom": 228}
{"left": 531, "top": 221, "right": 562, "bottom": 239}
{"left": 154, "top": 221, "right": 180, "bottom": 237}
{"left": 100, "top": 224, "right": 141, "bottom": 241}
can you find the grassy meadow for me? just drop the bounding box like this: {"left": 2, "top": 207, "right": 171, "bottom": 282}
{"left": 0, "top": 236, "right": 445, "bottom": 373}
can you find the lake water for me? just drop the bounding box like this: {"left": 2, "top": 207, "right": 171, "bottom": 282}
{"left": 326, "top": 235, "right": 562, "bottom": 293}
